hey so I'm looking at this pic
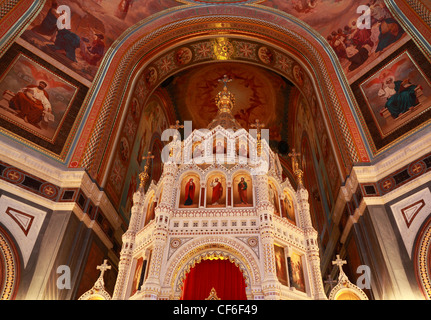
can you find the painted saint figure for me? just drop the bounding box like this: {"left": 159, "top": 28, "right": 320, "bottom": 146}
{"left": 378, "top": 76, "right": 420, "bottom": 118}
{"left": 80, "top": 32, "right": 105, "bottom": 66}
{"left": 184, "top": 178, "right": 196, "bottom": 206}
{"left": 210, "top": 177, "right": 223, "bottom": 205}
{"left": 268, "top": 183, "right": 280, "bottom": 215}
{"left": 237, "top": 177, "right": 248, "bottom": 204}
{"left": 32, "top": 1, "right": 61, "bottom": 40}
{"left": 9, "top": 81, "right": 52, "bottom": 128}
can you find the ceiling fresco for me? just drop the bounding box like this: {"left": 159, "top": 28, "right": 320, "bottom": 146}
{"left": 163, "top": 62, "right": 293, "bottom": 144}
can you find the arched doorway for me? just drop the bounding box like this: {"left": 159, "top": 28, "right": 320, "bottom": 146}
{"left": 180, "top": 258, "right": 247, "bottom": 300}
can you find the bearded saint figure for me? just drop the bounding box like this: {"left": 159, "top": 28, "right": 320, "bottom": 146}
{"left": 210, "top": 178, "right": 223, "bottom": 205}
{"left": 237, "top": 177, "right": 248, "bottom": 204}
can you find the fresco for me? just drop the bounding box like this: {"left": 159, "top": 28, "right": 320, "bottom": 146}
{"left": 359, "top": 51, "right": 431, "bottom": 137}
{"left": 20, "top": 0, "right": 182, "bottom": 82}
{"left": 116, "top": 95, "right": 170, "bottom": 221}
{"left": 166, "top": 62, "right": 291, "bottom": 144}
{"left": 0, "top": 54, "right": 77, "bottom": 142}
{"left": 261, "top": 0, "right": 409, "bottom": 83}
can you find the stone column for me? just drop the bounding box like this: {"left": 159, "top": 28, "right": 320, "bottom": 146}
{"left": 297, "top": 186, "right": 327, "bottom": 300}
{"left": 141, "top": 162, "right": 177, "bottom": 300}
{"left": 112, "top": 189, "right": 145, "bottom": 300}
{"left": 255, "top": 173, "right": 280, "bottom": 300}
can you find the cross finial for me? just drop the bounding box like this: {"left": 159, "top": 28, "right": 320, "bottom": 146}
{"left": 170, "top": 120, "right": 184, "bottom": 142}
{"left": 97, "top": 259, "right": 111, "bottom": 279}
{"left": 332, "top": 254, "right": 347, "bottom": 275}
{"left": 288, "top": 148, "right": 304, "bottom": 187}
{"left": 250, "top": 118, "right": 265, "bottom": 130}
{"left": 251, "top": 119, "right": 265, "bottom": 156}
{"left": 139, "top": 151, "right": 155, "bottom": 189}
{"left": 324, "top": 274, "right": 338, "bottom": 289}
{"left": 288, "top": 148, "right": 301, "bottom": 170}
{"left": 218, "top": 74, "right": 232, "bottom": 89}
{"left": 170, "top": 120, "right": 184, "bottom": 130}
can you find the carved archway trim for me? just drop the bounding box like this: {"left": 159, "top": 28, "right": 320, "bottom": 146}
{"left": 414, "top": 215, "right": 431, "bottom": 299}
{"left": 163, "top": 235, "right": 261, "bottom": 295}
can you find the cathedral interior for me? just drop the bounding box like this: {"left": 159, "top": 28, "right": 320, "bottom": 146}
{"left": 0, "top": 0, "right": 431, "bottom": 300}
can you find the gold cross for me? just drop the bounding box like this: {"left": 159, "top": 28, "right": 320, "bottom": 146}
{"left": 170, "top": 120, "right": 184, "bottom": 144}
{"left": 411, "top": 163, "right": 422, "bottom": 174}
{"left": 7, "top": 171, "right": 20, "bottom": 181}
{"left": 288, "top": 148, "right": 304, "bottom": 186}
{"left": 44, "top": 186, "right": 55, "bottom": 195}
{"left": 218, "top": 74, "right": 232, "bottom": 89}
{"left": 139, "top": 152, "right": 155, "bottom": 189}
{"left": 382, "top": 180, "right": 392, "bottom": 190}
{"left": 251, "top": 119, "right": 265, "bottom": 156}
{"left": 170, "top": 120, "right": 184, "bottom": 130}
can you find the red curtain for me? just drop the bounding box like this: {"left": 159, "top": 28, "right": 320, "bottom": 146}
{"left": 181, "top": 259, "right": 247, "bottom": 300}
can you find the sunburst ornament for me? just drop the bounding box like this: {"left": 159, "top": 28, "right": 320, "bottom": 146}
{"left": 214, "top": 38, "right": 235, "bottom": 60}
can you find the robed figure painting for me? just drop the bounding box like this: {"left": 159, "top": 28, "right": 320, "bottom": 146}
{"left": 184, "top": 178, "right": 196, "bottom": 206}
{"left": 359, "top": 51, "right": 431, "bottom": 137}
{"left": 179, "top": 174, "right": 200, "bottom": 208}
{"left": 206, "top": 174, "right": 226, "bottom": 208}
{"left": 233, "top": 174, "right": 253, "bottom": 207}
{"left": 0, "top": 54, "right": 77, "bottom": 142}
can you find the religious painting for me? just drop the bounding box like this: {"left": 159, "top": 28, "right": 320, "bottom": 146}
{"left": 268, "top": 180, "right": 280, "bottom": 216}
{"left": 19, "top": 0, "right": 181, "bottom": 82}
{"left": 274, "top": 244, "right": 288, "bottom": 286}
{"left": 179, "top": 173, "right": 200, "bottom": 208}
{"left": 233, "top": 173, "right": 253, "bottom": 207}
{"left": 192, "top": 141, "right": 204, "bottom": 162}
{"left": 213, "top": 137, "right": 226, "bottom": 157}
{"left": 0, "top": 53, "right": 77, "bottom": 143}
{"left": 236, "top": 139, "right": 249, "bottom": 160}
{"left": 290, "top": 251, "right": 306, "bottom": 292}
{"left": 359, "top": 50, "right": 431, "bottom": 138}
{"left": 144, "top": 194, "right": 156, "bottom": 226}
{"left": 131, "top": 257, "right": 144, "bottom": 296}
{"left": 281, "top": 190, "right": 296, "bottom": 224}
{"left": 261, "top": 0, "right": 409, "bottom": 83}
{"left": 115, "top": 94, "right": 170, "bottom": 221}
{"left": 206, "top": 173, "right": 226, "bottom": 208}
{"left": 0, "top": 43, "right": 87, "bottom": 157}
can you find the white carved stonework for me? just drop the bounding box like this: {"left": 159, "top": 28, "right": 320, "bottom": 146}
{"left": 112, "top": 78, "right": 326, "bottom": 300}
{"left": 390, "top": 187, "right": 431, "bottom": 258}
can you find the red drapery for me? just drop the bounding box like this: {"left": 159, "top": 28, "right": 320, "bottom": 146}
{"left": 180, "top": 259, "right": 247, "bottom": 300}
